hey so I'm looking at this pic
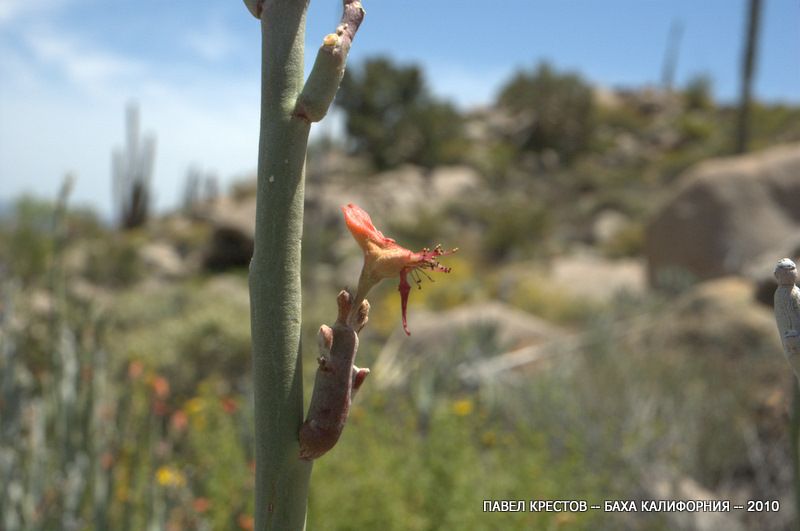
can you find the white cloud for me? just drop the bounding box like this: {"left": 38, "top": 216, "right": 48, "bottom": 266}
{"left": 183, "top": 21, "right": 240, "bottom": 62}
{"left": 24, "top": 28, "right": 145, "bottom": 95}
{"left": 0, "top": 0, "right": 73, "bottom": 26}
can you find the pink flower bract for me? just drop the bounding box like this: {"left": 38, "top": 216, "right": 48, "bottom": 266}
{"left": 342, "top": 203, "right": 456, "bottom": 335}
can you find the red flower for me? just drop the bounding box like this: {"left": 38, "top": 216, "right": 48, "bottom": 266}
{"left": 221, "top": 396, "right": 238, "bottom": 414}
{"left": 342, "top": 203, "right": 456, "bottom": 335}
{"left": 193, "top": 497, "right": 211, "bottom": 513}
{"left": 100, "top": 451, "right": 115, "bottom": 470}
{"left": 170, "top": 410, "right": 189, "bottom": 432}
{"left": 238, "top": 514, "right": 255, "bottom": 530}
{"left": 151, "top": 376, "right": 170, "bottom": 399}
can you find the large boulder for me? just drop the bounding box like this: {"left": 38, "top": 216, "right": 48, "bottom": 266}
{"left": 549, "top": 252, "right": 645, "bottom": 302}
{"left": 352, "top": 164, "right": 481, "bottom": 225}
{"left": 645, "top": 144, "right": 800, "bottom": 286}
{"left": 139, "top": 242, "right": 188, "bottom": 279}
{"left": 652, "top": 276, "right": 783, "bottom": 362}
{"left": 202, "top": 196, "right": 256, "bottom": 270}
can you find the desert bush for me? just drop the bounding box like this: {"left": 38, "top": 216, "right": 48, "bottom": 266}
{"left": 0, "top": 197, "right": 55, "bottom": 285}
{"left": 497, "top": 62, "right": 595, "bottom": 163}
{"left": 336, "top": 57, "right": 466, "bottom": 170}
{"left": 308, "top": 389, "right": 604, "bottom": 531}
{"left": 108, "top": 278, "right": 251, "bottom": 391}
{"left": 83, "top": 235, "right": 144, "bottom": 288}
{"left": 478, "top": 196, "right": 551, "bottom": 262}
{"left": 595, "top": 102, "right": 651, "bottom": 136}
{"left": 683, "top": 75, "right": 714, "bottom": 111}
{"left": 499, "top": 272, "right": 600, "bottom": 325}
{"left": 749, "top": 104, "right": 800, "bottom": 148}
{"left": 600, "top": 221, "right": 645, "bottom": 258}
{"left": 676, "top": 112, "right": 715, "bottom": 146}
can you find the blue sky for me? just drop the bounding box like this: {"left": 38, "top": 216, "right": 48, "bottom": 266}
{"left": 1, "top": 0, "right": 798, "bottom": 216}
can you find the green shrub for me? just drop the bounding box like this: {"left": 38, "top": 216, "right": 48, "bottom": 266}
{"left": 497, "top": 62, "right": 595, "bottom": 163}
{"left": 749, "top": 103, "right": 800, "bottom": 148}
{"left": 84, "top": 235, "right": 144, "bottom": 288}
{"left": 676, "top": 113, "right": 714, "bottom": 146}
{"left": 0, "top": 197, "right": 55, "bottom": 284}
{"left": 601, "top": 221, "right": 645, "bottom": 258}
{"left": 683, "top": 75, "right": 714, "bottom": 111}
{"left": 478, "top": 196, "right": 551, "bottom": 261}
{"left": 336, "top": 57, "right": 466, "bottom": 170}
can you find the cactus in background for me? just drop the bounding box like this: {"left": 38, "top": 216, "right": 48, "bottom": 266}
{"left": 90, "top": 322, "right": 112, "bottom": 530}
{"left": 0, "top": 280, "right": 24, "bottom": 531}
{"left": 734, "top": 0, "right": 762, "bottom": 154}
{"left": 773, "top": 258, "right": 800, "bottom": 378}
{"left": 241, "top": 0, "right": 364, "bottom": 528}
{"left": 0, "top": 296, "right": 112, "bottom": 531}
{"left": 772, "top": 258, "right": 800, "bottom": 524}
{"left": 1, "top": 177, "right": 81, "bottom": 529}
{"left": 182, "top": 166, "right": 219, "bottom": 216}
{"left": 112, "top": 103, "right": 156, "bottom": 230}
{"left": 0, "top": 177, "right": 119, "bottom": 530}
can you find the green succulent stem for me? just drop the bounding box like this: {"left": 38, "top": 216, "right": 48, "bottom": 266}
{"left": 246, "top": 1, "right": 363, "bottom": 529}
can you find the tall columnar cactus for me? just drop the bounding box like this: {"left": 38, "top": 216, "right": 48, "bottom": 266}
{"left": 112, "top": 103, "right": 156, "bottom": 230}
{"left": 734, "top": 0, "right": 762, "bottom": 154}
{"left": 241, "top": 1, "right": 365, "bottom": 529}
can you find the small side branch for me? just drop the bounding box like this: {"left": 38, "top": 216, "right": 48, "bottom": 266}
{"left": 299, "top": 291, "right": 370, "bottom": 460}
{"left": 242, "top": 0, "right": 263, "bottom": 19}
{"left": 294, "top": 0, "right": 365, "bottom": 123}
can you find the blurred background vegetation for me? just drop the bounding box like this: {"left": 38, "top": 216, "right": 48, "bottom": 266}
{"left": 3, "top": 3, "right": 800, "bottom": 529}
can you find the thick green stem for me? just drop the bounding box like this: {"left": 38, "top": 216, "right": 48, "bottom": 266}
{"left": 249, "top": 1, "right": 312, "bottom": 529}
{"left": 247, "top": 0, "right": 364, "bottom": 529}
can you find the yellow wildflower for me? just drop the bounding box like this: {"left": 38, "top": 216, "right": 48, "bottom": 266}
{"left": 185, "top": 397, "right": 205, "bottom": 415}
{"left": 155, "top": 466, "right": 186, "bottom": 488}
{"left": 451, "top": 398, "right": 474, "bottom": 416}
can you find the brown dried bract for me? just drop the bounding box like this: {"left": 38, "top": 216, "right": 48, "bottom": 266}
{"left": 299, "top": 291, "right": 370, "bottom": 460}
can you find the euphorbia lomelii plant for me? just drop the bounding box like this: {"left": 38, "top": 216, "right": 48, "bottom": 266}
{"left": 243, "top": 0, "right": 364, "bottom": 529}
{"left": 241, "top": 1, "right": 455, "bottom": 530}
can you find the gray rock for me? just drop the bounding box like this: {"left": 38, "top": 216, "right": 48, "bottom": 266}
{"left": 646, "top": 143, "right": 800, "bottom": 287}
{"left": 550, "top": 252, "right": 645, "bottom": 302}
{"left": 140, "top": 242, "right": 186, "bottom": 279}
{"left": 592, "top": 209, "right": 629, "bottom": 245}
{"left": 202, "top": 196, "right": 256, "bottom": 270}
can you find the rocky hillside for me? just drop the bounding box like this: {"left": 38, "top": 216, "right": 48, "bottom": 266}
{"left": 2, "top": 84, "right": 800, "bottom": 529}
